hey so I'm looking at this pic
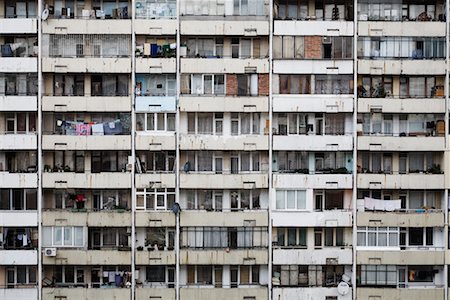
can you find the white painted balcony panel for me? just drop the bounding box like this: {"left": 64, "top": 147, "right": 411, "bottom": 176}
{"left": 42, "top": 96, "right": 131, "bottom": 112}
{"left": 42, "top": 19, "right": 132, "bottom": 34}
{"left": 273, "top": 174, "right": 353, "bottom": 189}
{"left": 180, "top": 249, "right": 268, "bottom": 265}
{"left": 357, "top": 136, "right": 445, "bottom": 151}
{"left": 136, "top": 57, "right": 176, "bottom": 73}
{"left": 180, "top": 173, "right": 269, "bottom": 189}
{"left": 357, "top": 174, "right": 444, "bottom": 190}
{"left": 135, "top": 134, "right": 176, "bottom": 150}
{"left": 357, "top": 288, "right": 444, "bottom": 300}
{"left": 274, "top": 20, "right": 354, "bottom": 36}
{"left": 135, "top": 19, "right": 177, "bottom": 35}
{"left": 136, "top": 288, "right": 175, "bottom": 300}
{"left": 179, "top": 96, "right": 269, "bottom": 112}
{"left": 358, "top": 59, "right": 446, "bottom": 75}
{"left": 0, "top": 134, "right": 37, "bottom": 150}
{"left": 0, "top": 96, "right": 37, "bottom": 111}
{"left": 42, "top": 172, "right": 132, "bottom": 189}
{"left": 180, "top": 58, "right": 269, "bottom": 74}
{"left": 180, "top": 20, "right": 269, "bottom": 35}
{"left": 180, "top": 288, "right": 268, "bottom": 300}
{"left": 357, "top": 211, "right": 444, "bottom": 227}
{"left": 42, "top": 211, "right": 131, "bottom": 227}
{"left": 42, "top": 288, "right": 130, "bottom": 300}
{"left": 273, "top": 135, "right": 353, "bottom": 151}
{"left": 357, "top": 98, "right": 445, "bottom": 113}
{"left": 135, "top": 173, "right": 176, "bottom": 189}
{"left": 0, "top": 18, "right": 37, "bottom": 33}
{"left": 272, "top": 211, "right": 353, "bottom": 227}
{"left": 273, "top": 287, "right": 351, "bottom": 300}
{"left": 358, "top": 21, "right": 446, "bottom": 37}
{"left": 42, "top": 249, "right": 131, "bottom": 265}
{"left": 135, "top": 212, "right": 175, "bottom": 227}
{"left": 42, "top": 57, "right": 131, "bottom": 73}
{"left": 273, "top": 60, "right": 353, "bottom": 74}
{"left": 135, "top": 96, "right": 176, "bottom": 112}
{"left": 357, "top": 250, "right": 444, "bottom": 265}
{"left": 273, "top": 95, "right": 354, "bottom": 113}
{"left": 0, "top": 288, "right": 38, "bottom": 300}
{"left": 180, "top": 211, "right": 268, "bottom": 227}
{"left": 136, "top": 251, "right": 176, "bottom": 265}
{"left": 179, "top": 134, "right": 269, "bottom": 151}
{"left": 273, "top": 248, "right": 352, "bottom": 265}
{"left": 0, "top": 250, "right": 37, "bottom": 265}
{"left": 0, "top": 173, "right": 38, "bottom": 188}
{"left": 0, "top": 58, "right": 37, "bottom": 73}
{"left": 42, "top": 135, "right": 131, "bottom": 150}
{"left": 0, "top": 211, "right": 38, "bottom": 226}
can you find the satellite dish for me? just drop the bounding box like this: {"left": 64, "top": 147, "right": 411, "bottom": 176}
{"left": 42, "top": 9, "right": 49, "bottom": 21}
{"left": 337, "top": 281, "right": 350, "bottom": 295}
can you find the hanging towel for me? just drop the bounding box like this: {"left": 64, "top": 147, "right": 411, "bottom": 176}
{"left": 91, "top": 123, "right": 104, "bottom": 136}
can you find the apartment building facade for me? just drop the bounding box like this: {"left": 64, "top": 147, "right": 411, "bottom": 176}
{"left": 0, "top": 0, "right": 448, "bottom": 300}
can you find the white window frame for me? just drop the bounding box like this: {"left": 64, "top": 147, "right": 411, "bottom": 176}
{"left": 357, "top": 226, "right": 400, "bottom": 248}
{"left": 275, "top": 189, "right": 307, "bottom": 210}
{"left": 136, "top": 188, "right": 176, "bottom": 211}
{"left": 43, "top": 226, "right": 84, "bottom": 248}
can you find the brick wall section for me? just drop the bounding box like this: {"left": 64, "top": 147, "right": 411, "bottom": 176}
{"left": 258, "top": 74, "right": 269, "bottom": 96}
{"left": 304, "top": 36, "right": 322, "bottom": 59}
{"left": 226, "top": 74, "right": 237, "bottom": 96}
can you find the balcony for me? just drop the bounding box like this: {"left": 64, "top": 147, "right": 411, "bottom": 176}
{"left": 357, "top": 173, "right": 444, "bottom": 190}
{"left": 0, "top": 173, "right": 37, "bottom": 188}
{"left": 356, "top": 211, "right": 444, "bottom": 227}
{"left": 179, "top": 134, "right": 268, "bottom": 151}
{"left": 0, "top": 211, "right": 38, "bottom": 226}
{"left": 179, "top": 95, "right": 269, "bottom": 112}
{"left": 273, "top": 287, "right": 351, "bottom": 300}
{"left": 0, "top": 18, "right": 37, "bottom": 34}
{"left": 273, "top": 174, "right": 353, "bottom": 189}
{"left": 136, "top": 250, "right": 176, "bottom": 265}
{"left": 42, "top": 288, "right": 130, "bottom": 300}
{"left": 42, "top": 172, "right": 132, "bottom": 189}
{"left": 0, "top": 250, "right": 37, "bottom": 265}
{"left": 358, "top": 59, "right": 446, "bottom": 75}
{"left": 357, "top": 287, "right": 444, "bottom": 299}
{"left": 273, "top": 135, "right": 353, "bottom": 151}
{"left": 358, "top": 21, "right": 445, "bottom": 37}
{"left": 0, "top": 96, "right": 37, "bottom": 111}
{"left": 180, "top": 20, "right": 269, "bottom": 35}
{"left": 357, "top": 250, "right": 444, "bottom": 265}
{"left": 42, "top": 210, "right": 131, "bottom": 227}
{"left": 180, "top": 249, "right": 268, "bottom": 265}
{"left": 272, "top": 210, "right": 353, "bottom": 227}
{"left": 273, "top": 60, "right": 353, "bottom": 74}
{"left": 42, "top": 57, "right": 131, "bottom": 73}
{"left": 180, "top": 58, "right": 269, "bottom": 74}
{"left": 357, "top": 136, "right": 445, "bottom": 151}
{"left": 274, "top": 20, "right": 354, "bottom": 36}
{"left": 136, "top": 57, "right": 176, "bottom": 73}
{"left": 42, "top": 19, "right": 131, "bottom": 34}
{"left": 136, "top": 288, "right": 175, "bottom": 300}
{"left": 0, "top": 57, "right": 37, "bottom": 73}
{"left": 42, "top": 135, "right": 131, "bottom": 150}
{"left": 135, "top": 19, "right": 177, "bottom": 35}
{"left": 135, "top": 173, "right": 176, "bottom": 189}
{"left": 135, "top": 212, "right": 175, "bottom": 227}
{"left": 273, "top": 94, "right": 354, "bottom": 113}
{"left": 180, "top": 211, "right": 268, "bottom": 227}
{"left": 180, "top": 287, "right": 268, "bottom": 300}
{"left": 273, "top": 248, "right": 352, "bottom": 265}
{"left": 0, "top": 134, "right": 37, "bottom": 150}
{"left": 41, "top": 96, "right": 131, "bottom": 112}
{"left": 136, "top": 134, "right": 176, "bottom": 150}
{"left": 42, "top": 249, "right": 131, "bottom": 265}
{"left": 357, "top": 98, "right": 445, "bottom": 114}
{"left": 179, "top": 173, "right": 268, "bottom": 189}
{"left": 135, "top": 96, "right": 176, "bottom": 112}
{"left": 0, "top": 287, "right": 38, "bottom": 300}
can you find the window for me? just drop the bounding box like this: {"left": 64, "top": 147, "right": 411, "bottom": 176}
{"left": 230, "top": 113, "right": 261, "bottom": 135}
{"left": 5, "top": 112, "right": 37, "bottom": 134}
{"left": 359, "top": 265, "right": 398, "bottom": 286}
{"left": 0, "top": 73, "right": 38, "bottom": 96}
{"left": 91, "top": 151, "right": 128, "bottom": 173}
{"left": 276, "top": 151, "right": 308, "bottom": 173}
{"left": 92, "top": 190, "right": 129, "bottom": 210}
{"left": 42, "top": 226, "right": 84, "bottom": 247}
{"left": 407, "top": 227, "right": 434, "bottom": 247}
{"left": 237, "top": 74, "right": 258, "bottom": 96}
{"left": 186, "top": 74, "right": 225, "bottom": 95}
{"left": 146, "top": 266, "right": 174, "bottom": 286}
{"left": 52, "top": 266, "right": 84, "bottom": 286}
{"left": 53, "top": 74, "right": 84, "bottom": 96}
{"left": 276, "top": 190, "right": 306, "bottom": 210}
{"left": 136, "top": 151, "right": 175, "bottom": 173}
{"left": 88, "top": 227, "right": 129, "bottom": 249}
{"left": 357, "top": 227, "right": 399, "bottom": 247}
{"left": 230, "top": 190, "right": 261, "bottom": 210}
{"left": 0, "top": 189, "right": 37, "bottom": 210}
{"left": 145, "top": 227, "right": 175, "bottom": 250}
{"left": 186, "top": 190, "right": 224, "bottom": 211}
{"left": 136, "top": 112, "right": 175, "bottom": 132}
{"left": 314, "top": 190, "right": 344, "bottom": 210}
{"left": 400, "top": 77, "right": 441, "bottom": 99}
{"left": 6, "top": 266, "right": 36, "bottom": 288}
{"left": 276, "top": 227, "right": 307, "bottom": 248}
{"left": 135, "top": 74, "right": 175, "bottom": 96}
{"left": 136, "top": 188, "right": 175, "bottom": 211}
{"left": 278, "top": 75, "right": 311, "bottom": 94}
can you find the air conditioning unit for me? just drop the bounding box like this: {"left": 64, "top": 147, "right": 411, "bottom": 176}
{"left": 44, "top": 248, "right": 56, "bottom": 257}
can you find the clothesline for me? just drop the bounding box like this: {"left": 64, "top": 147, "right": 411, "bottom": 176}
{"left": 57, "top": 119, "right": 125, "bottom": 136}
